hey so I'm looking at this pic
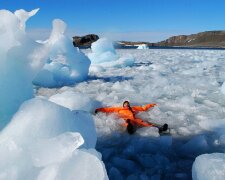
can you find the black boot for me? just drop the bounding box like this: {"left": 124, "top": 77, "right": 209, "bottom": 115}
{"left": 127, "top": 120, "right": 136, "bottom": 134}
{"left": 158, "top": 123, "right": 168, "bottom": 133}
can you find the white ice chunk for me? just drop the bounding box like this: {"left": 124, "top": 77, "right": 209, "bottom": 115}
{"left": 49, "top": 90, "right": 100, "bottom": 113}
{"left": 0, "top": 98, "right": 104, "bottom": 179}
{"left": 136, "top": 127, "right": 160, "bottom": 137}
{"left": 0, "top": 9, "right": 48, "bottom": 129}
{"left": 37, "top": 149, "right": 108, "bottom": 180}
{"left": 33, "top": 19, "right": 91, "bottom": 87}
{"left": 88, "top": 38, "right": 134, "bottom": 68}
{"left": 137, "top": 44, "right": 149, "bottom": 49}
{"left": 30, "top": 132, "right": 84, "bottom": 167}
{"left": 192, "top": 153, "right": 225, "bottom": 180}
{"left": 14, "top": 8, "right": 39, "bottom": 31}
{"left": 0, "top": 98, "right": 96, "bottom": 149}
{"left": 91, "top": 38, "right": 116, "bottom": 55}
{"left": 199, "top": 118, "right": 225, "bottom": 132}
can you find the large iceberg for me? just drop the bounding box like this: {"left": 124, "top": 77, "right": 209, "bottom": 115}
{"left": 0, "top": 8, "right": 108, "bottom": 180}
{"left": 0, "top": 98, "right": 107, "bottom": 179}
{"left": 33, "top": 19, "right": 91, "bottom": 88}
{"left": 0, "top": 9, "right": 48, "bottom": 129}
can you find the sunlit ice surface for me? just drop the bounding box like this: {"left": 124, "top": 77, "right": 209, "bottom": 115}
{"left": 38, "top": 48, "right": 225, "bottom": 179}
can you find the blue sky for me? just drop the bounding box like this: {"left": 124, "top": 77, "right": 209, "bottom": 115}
{"left": 1, "top": 0, "right": 225, "bottom": 42}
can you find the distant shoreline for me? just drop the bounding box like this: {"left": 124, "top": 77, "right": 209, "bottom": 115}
{"left": 79, "top": 45, "right": 225, "bottom": 50}
{"left": 74, "top": 31, "right": 225, "bottom": 50}
{"left": 116, "top": 46, "right": 225, "bottom": 50}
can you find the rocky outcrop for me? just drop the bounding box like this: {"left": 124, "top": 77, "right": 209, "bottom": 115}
{"left": 115, "top": 31, "right": 225, "bottom": 48}
{"left": 73, "top": 34, "right": 99, "bottom": 48}
{"left": 156, "top": 31, "right": 225, "bottom": 48}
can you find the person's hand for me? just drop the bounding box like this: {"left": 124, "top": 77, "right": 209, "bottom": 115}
{"left": 146, "top": 104, "right": 156, "bottom": 108}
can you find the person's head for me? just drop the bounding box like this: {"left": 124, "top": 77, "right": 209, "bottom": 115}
{"left": 123, "top": 101, "right": 130, "bottom": 108}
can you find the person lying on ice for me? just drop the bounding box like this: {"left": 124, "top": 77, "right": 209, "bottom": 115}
{"left": 95, "top": 101, "right": 168, "bottom": 134}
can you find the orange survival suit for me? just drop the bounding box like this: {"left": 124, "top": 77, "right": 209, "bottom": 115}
{"left": 95, "top": 103, "right": 156, "bottom": 127}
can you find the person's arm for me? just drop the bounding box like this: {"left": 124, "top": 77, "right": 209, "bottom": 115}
{"left": 132, "top": 103, "right": 156, "bottom": 112}
{"left": 95, "top": 107, "right": 123, "bottom": 113}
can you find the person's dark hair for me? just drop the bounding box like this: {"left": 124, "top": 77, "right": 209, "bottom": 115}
{"left": 123, "top": 101, "right": 130, "bottom": 107}
{"left": 123, "top": 101, "right": 134, "bottom": 114}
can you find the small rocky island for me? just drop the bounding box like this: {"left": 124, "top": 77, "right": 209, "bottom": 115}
{"left": 73, "top": 34, "right": 99, "bottom": 48}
